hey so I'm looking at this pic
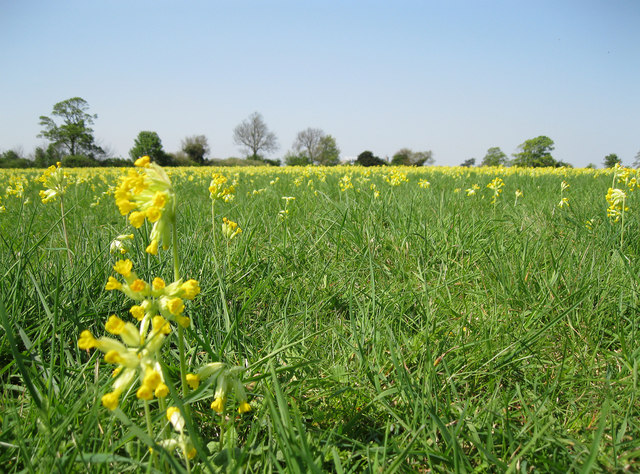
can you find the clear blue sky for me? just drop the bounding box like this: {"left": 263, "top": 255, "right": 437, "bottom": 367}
{"left": 1, "top": 0, "right": 638, "bottom": 167}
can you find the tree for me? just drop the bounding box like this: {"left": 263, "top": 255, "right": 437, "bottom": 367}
{"left": 603, "top": 153, "right": 621, "bottom": 168}
{"left": 512, "top": 136, "right": 557, "bottom": 167}
{"left": 460, "top": 158, "right": 476, "bottom": 167}
{"left": 317, "top": 135, "right": 340, "bottom": 166}
{"left": 480, "top": 147, "right": 509, "bottom": 166}
{"left": 293, "top": 128, "right": 324, "bottom": 163}
{"left": 129, "top": 131, "right": 172, "bottom": 166}
{"left": 284, "top": 151, "right": 311, "bottom": 166}
{"left": 356, "top": 150, "right": 387, "bottom": 167}
{"left": 38, "top": 97, "right": 103, "bottom": 157}
{"left": 391, "top": 148, "right": 434, "bottom": 166}
{"left": 233, "top": 112, "right": 279, "bottom": 159}
{"left": 181, "top": 135, "right": 209, "bottom": 164}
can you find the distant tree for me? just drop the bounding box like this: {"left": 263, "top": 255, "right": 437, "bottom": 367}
{"left": 317, "top": 135, "right": 340, "bottom": 166}
{"left": 293, "top": 128, "right": 324, "bottom": 163}
{"left": 0, "top": 149, "right": 30, "bottom": 168}
{"left": 34, "top": 144, "right": 63, "bottom": 167}
{"left": 585, "top": 163, "right": 598, "bottom": 169}
{"left": 460, "top": 158, "right": 476, "bottom": 167}
{"left": 603, "top": 153, "right": 622, "bottom": 168}
{"left": 480, "top": 147, "right": 509, "bottom": 166}
{"left": 512, "top": 136, "right": 557, "bottom": 167}
{"left": 181, "top": 135, "right": 209, "bottom": 164}
{"left": 233, "top": 112, "right": 279, "bottom": 159}
{"left": 38, "top": 97, "right": 103, "bottom": 157}
{"left": 284, "top": 151, "right": 312, "bottom": 166}
{"left": 391, "top": 148, "right": 433, "bottom": 166}
{"left": 129, "top": 131, "right": 172, "bottom": 166}
{"left": 356, "top": 150, "right": 387, "bottom": 167}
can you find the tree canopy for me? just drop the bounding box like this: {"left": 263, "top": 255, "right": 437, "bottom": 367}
{"left": 391, "top": 148, "right": 433, "bottom": 166}
{"left": 480, "top": 147, "right": 508, "bottom": 166}
{"left": 512, "top": 136, "right": 557, "bottom": 167}
{"left": 129, "top": 131, "right": 172, "bottom": 166}
{"left": 38, "top": 97, "right": 103, "bottom": 157}
{"left": 603, "top": 153, "right": 621, "bottom": 168}
{"left": 356, "top": 151, "right": 387, "bottom": 167}
{"left": 233, "top": 112, "right": 279, "bottom": 159}
{"left": 181, "top": 135, "right": 209, "bottom": 164}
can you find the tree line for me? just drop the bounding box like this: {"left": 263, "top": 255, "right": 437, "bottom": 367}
{"left": 1, "top": 97, "right": 637, "bottom": 169}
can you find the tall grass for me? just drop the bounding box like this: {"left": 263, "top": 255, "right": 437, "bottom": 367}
{"left": 1, "top": 165, "right": 638, "bottom": 472}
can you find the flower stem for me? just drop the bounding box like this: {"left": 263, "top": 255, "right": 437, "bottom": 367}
{"left": 59, "top": 195, "right": 72, "bottom": 266}
{"left": 144, "top": 401, "right": 156, "bottom": 469}
{"left": 171, "top": 217, "right": 189, "bottom": 398}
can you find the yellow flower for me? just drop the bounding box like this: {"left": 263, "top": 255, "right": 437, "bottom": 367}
{"left": 135, "top": 156, "right": 151, "bottom": 167}
{"left": 180, "top": 279, "right": 200, "bottom": 300}
{"left": 130, "top": 279, "right": 147, "bottom": 293}
{"left": 211, "top": 397, "right": 226, "bottom": 414}
{"left": 155, "top": 383, "right": 169, "bottom": 398}
{"left": 130, "top": 305, "right": 145, "bottom": 321}
{"left": 105, "top": 276, "right": 122, "bottom": 291}
{"left": 113, "top": 259, "right": 133, "bottom": 277}
{"left": 222, "top": 217, "right": 242, "bottom": 240}
{"left": 238, "top": 401, "right": 252, "bottom": 414}
{"left": 146, "top": 239, "right": 158, "bottom": 255}
{"left": 102, "top": 391, "right": 120, "bottom": 411}
{"left": 186, "top": 373, "right": 201, "bottom": 390}
{"left": 152, "top": 277, "right": 166, "bottom": 291}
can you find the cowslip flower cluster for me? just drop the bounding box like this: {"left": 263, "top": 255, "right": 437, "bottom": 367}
{"left": 558, "top": 180, "right": 570, "bottom": 208}
{"left": 339, "top": 174, "right": 353, "bottom": 192}
{"left": 114, "top": 156, "right": 175, "bottom": 255}
{"left": 209, "top": 173, "right": 236, "bottom": 203}
{"left": 221, "top": 217, "right": 242, "bottom": 240}
{"left": 487, "top": 177, "right": 504, "bottom": 204}
{"left": 78, "top": 314, "right": 171, "bottom": 410}
{"left": 384, "top": 170, "right": 409, "bottom": 187}
{"left": 606, "top": 187, "right": 628, "bottom": 222}
{"left": 106, "top": 259, "right": 200, "bottom": 329}
{"left": 186, "top": 363, "right": 251, "bottom": 415}
{"left": 161, "top": 407, "right": 196, "bottom": 460}
{"left": 38, "top": 162, "right": 68, "bottom": 203}
{"left": 109, "top": 234, "right": 134, "bottom": 255}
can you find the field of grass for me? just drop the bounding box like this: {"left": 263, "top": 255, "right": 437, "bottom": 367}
{"left": 1, "top": 163, "right": 639, "bottom": 472}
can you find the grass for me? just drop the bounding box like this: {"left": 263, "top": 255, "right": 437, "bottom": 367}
{"left": 0, "top": 164, "right": 639, "bottom": 472}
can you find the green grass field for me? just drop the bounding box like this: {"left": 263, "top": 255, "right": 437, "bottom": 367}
{"left": 1, "top": 164, "right": 639, "bottom": 472}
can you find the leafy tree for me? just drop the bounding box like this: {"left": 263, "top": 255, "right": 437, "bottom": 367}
{"left": 480, "top": 147, "right": 509, "bottom": 166}
{"left": 38, "top": 97, "right": 103, "bottom": 157}
{"left": 129, "top": 131, "right": 172, "bottom": 166}
{"left": 181, "top": 135, "right": 209, "bottom": 164}
{"left": 585, "top": 163, "right": 597, "bottom": 169}
{"left": 603, "top": 153, "right": 621, "bottom": 168}
{"left": 34, "top": 144, "right": 63, "bottom": 167}
{"left": 460, "top": 158, "right": 476, "bottom": 167}
{"left": 512, "top": 136, "right": 557, "bottom": 167}
{"left": 233, "top": 112, "right": 279, "bottom": 159}
{"left": 317, "top": 135, "right": 340, "bottom": 166}
{"left": 284, "top": 151, "right": 311, "bottom": 166}
{"left": 356, "top": 150, "right": 387, "bottom": 167}
{"left": 391, "top": 148, "right": 433, "bottom": 166}
{"left": 0, "top": 149, "right": 30, "bottom": 168}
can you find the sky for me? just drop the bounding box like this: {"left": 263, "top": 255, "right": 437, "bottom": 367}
{"left": 1, "top": 0, "right": 639, "bottom": 167}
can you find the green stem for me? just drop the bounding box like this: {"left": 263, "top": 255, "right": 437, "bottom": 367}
{"left": 171, "top": 217, "right": 189, "bottom": 398}
{"left": 59, "top": 195, "right": 72, "bottom": 266}
{"left": 620, "top": 198, "right": 625, "bottom": 250}
{"left": 144, "top": 401, "right": 156, "bottom": 469}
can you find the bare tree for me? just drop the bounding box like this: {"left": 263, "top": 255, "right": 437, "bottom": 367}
{"left": 233, "top": 112, "right": 279, "bottom": 159}
{"left": 293, "top": 128, "right": 324, "bottom": 163}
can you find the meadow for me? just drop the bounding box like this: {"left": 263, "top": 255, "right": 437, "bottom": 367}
{"left": 0, "top": 163, "right": 639, "bottom": 472}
